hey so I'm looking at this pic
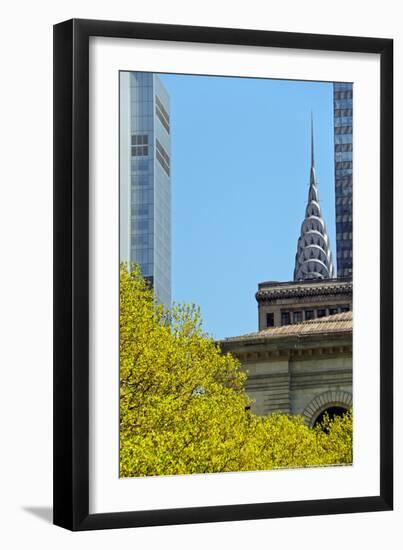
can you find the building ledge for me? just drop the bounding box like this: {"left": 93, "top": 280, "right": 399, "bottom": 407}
{"left": 256, "top": 277, "right": 352, "bottom": 302}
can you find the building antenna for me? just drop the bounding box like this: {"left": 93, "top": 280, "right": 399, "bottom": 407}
{"left": 311, "top": 111, "right": 315, "bottom": 169}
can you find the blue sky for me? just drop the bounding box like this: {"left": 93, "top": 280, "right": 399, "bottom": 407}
{"left": 159, "top": 73, "right": 335, "bottom": 339}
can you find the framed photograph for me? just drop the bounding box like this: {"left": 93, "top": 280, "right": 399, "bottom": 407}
{"left": 53, "top": 19, "right": 393, "bottom": 530}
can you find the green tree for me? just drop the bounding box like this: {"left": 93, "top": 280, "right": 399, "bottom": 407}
{"left": 120, "top": 264, "right": 352, "bottom": 477}
{"left": 315, "top": 409, "right": 353, "bottom": 465}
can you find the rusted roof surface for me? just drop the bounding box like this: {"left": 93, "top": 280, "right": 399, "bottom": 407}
{"left": 222, "top": 311, "right": 352, "bottom": 343}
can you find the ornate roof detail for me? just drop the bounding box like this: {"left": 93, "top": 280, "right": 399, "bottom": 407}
{"left": 256, "top": 280, "right": 352, "bottom": 302}
{"left": 294, "top": 116, "right": 335, "bottom": 281}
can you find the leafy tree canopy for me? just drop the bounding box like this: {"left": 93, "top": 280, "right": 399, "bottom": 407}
{"left": 120, "top": 264, "right": 352, "bottom": 477}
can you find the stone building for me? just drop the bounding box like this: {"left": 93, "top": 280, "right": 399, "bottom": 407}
{"left": 220, "top": 119, "right": 352, "bottom": 425}
{"left": 257, "top": 277, "right": 352, "bottom": 330}
{"left": 220, "top": 311, "right": 352, "bottom": 426}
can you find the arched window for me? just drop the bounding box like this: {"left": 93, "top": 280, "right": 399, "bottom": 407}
{"left": 313, "top": 406, "right": 348, "bottom": 428}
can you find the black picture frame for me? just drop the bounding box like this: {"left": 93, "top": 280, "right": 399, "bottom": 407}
{"left": 53, "top": 18, "right": 393, "bottom": 531}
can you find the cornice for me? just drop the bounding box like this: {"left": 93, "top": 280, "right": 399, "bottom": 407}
{"left": 256, "top": 282, "right": 352, "bottom": 302}
{"left": 231, "top": 344, "right": 352, "bottom": 364}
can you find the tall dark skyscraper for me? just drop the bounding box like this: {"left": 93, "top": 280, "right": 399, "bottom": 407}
{"left": 120, "top": 72, "right": 171, "bottom": 309}
{"left": 333, "top": 82, "right": 353, "bottom": 278}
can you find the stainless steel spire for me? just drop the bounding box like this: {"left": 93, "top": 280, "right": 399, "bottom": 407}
{"left": 293, "top": 118, "right": 335, "bottom": 281}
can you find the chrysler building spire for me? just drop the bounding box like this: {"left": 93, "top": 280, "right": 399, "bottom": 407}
{"left": 293, "top": 117, "right": 335, "bottom": 281}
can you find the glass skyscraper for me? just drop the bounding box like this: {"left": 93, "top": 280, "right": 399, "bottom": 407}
{"left": 333, "top": 82, "right": 353, "bottom": 278}
{"left": 120, "top": 72, "right": 171, "bottom": 309}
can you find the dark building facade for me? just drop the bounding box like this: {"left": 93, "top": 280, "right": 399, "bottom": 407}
{"left": 333, "top": 82, "right": 353, "bottom": 278}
